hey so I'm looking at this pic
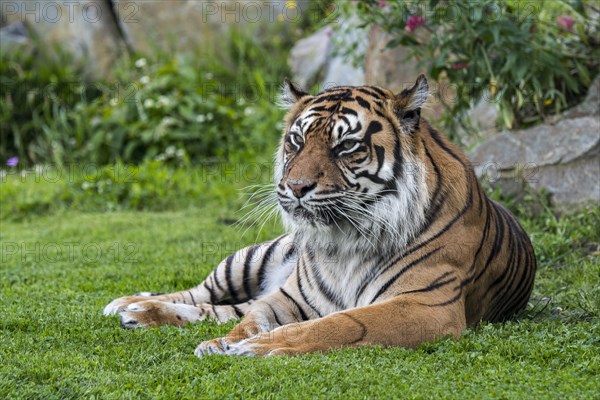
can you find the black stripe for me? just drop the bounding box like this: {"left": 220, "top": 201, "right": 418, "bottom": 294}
{"left": 340, "top": 107, "right": 358, "bottom": 116}
{"left": 422, "top": 143, "right": 444, "bottom": 225}
{"left": 399, "top": 276, "right": 458, "bottom": 295}
{"left": 373, "top": 145, "right": 386, "bottom": 176}
{"left": 371, "top": 247, "right": 442, "bottom": 303}
{"left": 295, "top": 268, "right": 323, "bottom": 318}
{"left": 188, "top": 290, "right": 197, "bottom": 306}
{"left": 340, "top": 313, "right": 368, "bottom": 345}
{"left": 231, "top": 304, "right": 244, "bottom": 318}
{"left": 367, "top": 85, "right": 387, "bottom": 97}
{"left": 427, "top": 291, "right": 462, "bottom": 307}
{"left": 474, "top": 201, "right": 506, "bottom": 283}
{"left": 460, "top": 200, "right": 493, "bottom": 288}
{"left": 355, "top": 96, "right": 371, "bottom": 110}
{"left": 225, "top": 254, "right": 241, "bottom": 303}
{"left": 279, "top": 288, "right": 309, "bottom": 321}
{"left": 204, "top": 281, "right": 217, "bottom": 304}
{"left": 427, "top": 124, "right": 464, "bottom": 166}
{"left": 308, "top": 253, "right": 345, "bottom": 310}
{"left": 300, "top": 254, "right": 316, "bottom": 291}
{"left": 310, "top": 104, "right": 338, "bottom": 113}
{"left": 267, "top": 303, "right": 284, "bottom": 326}
{"left": 212, "top": 270, "right": 225, "bottom": 292}
{"left": 355, "top": 260, "right": 394, "bottom": 303}
{"left": 492, "top": 238, "right": 535, "bottom": 321}
{"left": 257, "top": 236, "right": 285, "bottom": 289}
{"left": 356, "top": 87, "right": 384, "bottom": 98}
{"left": 242, "top": 245, "right": 258, "bottom": 299}
{"left": 283, "top": 244, "right": 297, "bottom": 262}
{"left": 375, "top": 181, "right": 473, "bottom": 285}
{"left": 484, "top": 220, "right": 518, "bottom": 320}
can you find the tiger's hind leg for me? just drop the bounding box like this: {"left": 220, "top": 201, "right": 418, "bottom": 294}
{"left": 118, "top": 300, "right": 254, "bottom": 328}
{"left": 104, "top": 235, "right": 296, "bottom": 325}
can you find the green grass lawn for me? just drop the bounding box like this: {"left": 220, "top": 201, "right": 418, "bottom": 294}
{"left": 1, "top": 203, "right": 599, "bottom": 399}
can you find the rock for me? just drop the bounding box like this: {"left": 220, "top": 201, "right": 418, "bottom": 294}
{"left": 288, "top": 18, "right": 366, "bottom": 90}
{"left": 0, "top": 0, "right": 123, "bottom": 78}
{"left": 0, "top": 21, "right": 29, "bottom": 47}
{"left": 112, "top": 0, "right": 222, "bottom": 55}
{"left": 364, "top": 25, "right": 444, "bottom": 121}
{"left": 113, "top": 0, "right": 309, "bottom": 57}
{"left": 322, "top": 54, "right": 365, "bottom": 87}
{"left": 288, "top": 25, "right": 333, "bottom": 89}
{"left": 560, "top": 74, "right": 600, "bottom": 120}
{"left": 469, "top": 77, "right": 600, "bottom": 212}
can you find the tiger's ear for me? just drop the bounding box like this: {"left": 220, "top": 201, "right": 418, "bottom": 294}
{"left": 393, "top": 74, "right": 429, "bottom": 133}
{"left": 280, "top": 78, "right": 310, "bottom": 108}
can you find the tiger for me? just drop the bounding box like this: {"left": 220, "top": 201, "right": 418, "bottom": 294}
{"left": 104, "top": 75, "right": 536, "bottom": 357}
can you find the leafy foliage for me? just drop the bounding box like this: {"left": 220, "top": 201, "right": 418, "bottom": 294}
{"left": 348, "top": 0, "right": 600, "bottom": 134}
{"left": 0, "top": 19, "right": 322, "bottom": 167}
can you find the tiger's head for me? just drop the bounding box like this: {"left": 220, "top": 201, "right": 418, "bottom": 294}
{"left": 275, "top": 75, "right": 431, "bottom": 256}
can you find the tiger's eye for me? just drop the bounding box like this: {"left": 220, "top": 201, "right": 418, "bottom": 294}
{"left": 341, "top": 140, "right": 358, "bottom": 151}
{"left": 290, "top": 132, "right": 304, "bottom": 147}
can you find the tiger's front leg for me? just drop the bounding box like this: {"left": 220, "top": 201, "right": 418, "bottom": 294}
{"left": 196, "top": 292, "right": 466, "bottom": 357}
{"left": 103, "top": 235, "right": 296, "bottom": 327}
{"left": 195, "top": 287, "right": 316, "bottom": 356}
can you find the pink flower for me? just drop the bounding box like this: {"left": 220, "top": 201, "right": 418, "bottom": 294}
{"left": 556, "top": 15, "right": 574, "bottom": 32}
{"left": 406, "top": 16, "right": 425, "bottom": 32}
{"left": 6, "top": 156, "right": 18, "bottom": 167}
{"left": 452, "top": 63, "right": 468, "bottom": 70}
{"left": 377, "top": 0, "right": 387, "bottom": 8}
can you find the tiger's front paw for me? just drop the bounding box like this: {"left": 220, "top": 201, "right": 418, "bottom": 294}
{"left": 103, "top": 292, "right": 163, "bottom": 316}
{"left": 194, "top": 337, "right": 234, "bottom": 357}
{"left": 194, "top": 329, "right": 302, "bottom": 358}
{"left": 117, "top": 300, "right": 200, "bottom": 328}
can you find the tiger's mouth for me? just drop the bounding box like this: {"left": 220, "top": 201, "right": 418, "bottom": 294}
{"left": 285, "top": 203, "right": 336, "bottom": 226}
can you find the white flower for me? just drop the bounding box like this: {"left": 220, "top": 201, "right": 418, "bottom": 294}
{"left": 176, "top": 149, "right": 185, "bottom": 158}
{"left": 157, "top": 96, "right": 171, "bottom": 107}
{"left": 205, "top": 72, "right": 214, "bottom": 80}
{"left": 140, "top": 76, "right": 150, "bottom": 85}
{"left": 81, "top": 181, "right": 93, "bottom": 190}
{"left": 144, "top": 99, "right": 155, "bottom": 108}
{"left": 135, "top": 58, "right": 147, "bottom": 68}
{"left": 206, "top": 112, "right": 214, "bottom": 121}
{"left": 196, "top": 114, "right": 206, "bottom": 123}
{"left": 160, "top": 117, "right": 177, "bottom": 126}
{"left": 109, "top": 98, "right": 119, "bottom": 106}
{"left": 244, "top": 107, "right": 254, "bottom": 116}
{"left": 166, "top": 146, "right": 176, "bottom": 156}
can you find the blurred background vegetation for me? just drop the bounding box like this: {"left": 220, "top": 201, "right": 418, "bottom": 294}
{"left": 0, "top": 0, "right": 598, "bottom": 220}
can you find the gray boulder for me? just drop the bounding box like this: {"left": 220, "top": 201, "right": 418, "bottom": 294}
{"left": 288, "top": 16, "right": 366, "bottom": 90}
{"left": 0, "top": 0, "right": 123, "bottom": 78}
{"left": 470, "top": 76, "right": 600, "bottom": 212}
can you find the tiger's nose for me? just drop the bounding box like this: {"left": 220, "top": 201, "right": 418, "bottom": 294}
{"left": 287, "top": 179, "right": 316, "bottom": 198}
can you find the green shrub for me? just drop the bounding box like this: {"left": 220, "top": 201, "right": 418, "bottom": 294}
{"left": 348, "top": 0, "right": 600, "bottom": 134}
{"left": 0, "top": 44, "right": 102, "bottom": 165}
{"left": 0, "top": 15, "right": 329, "bottom": 167}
